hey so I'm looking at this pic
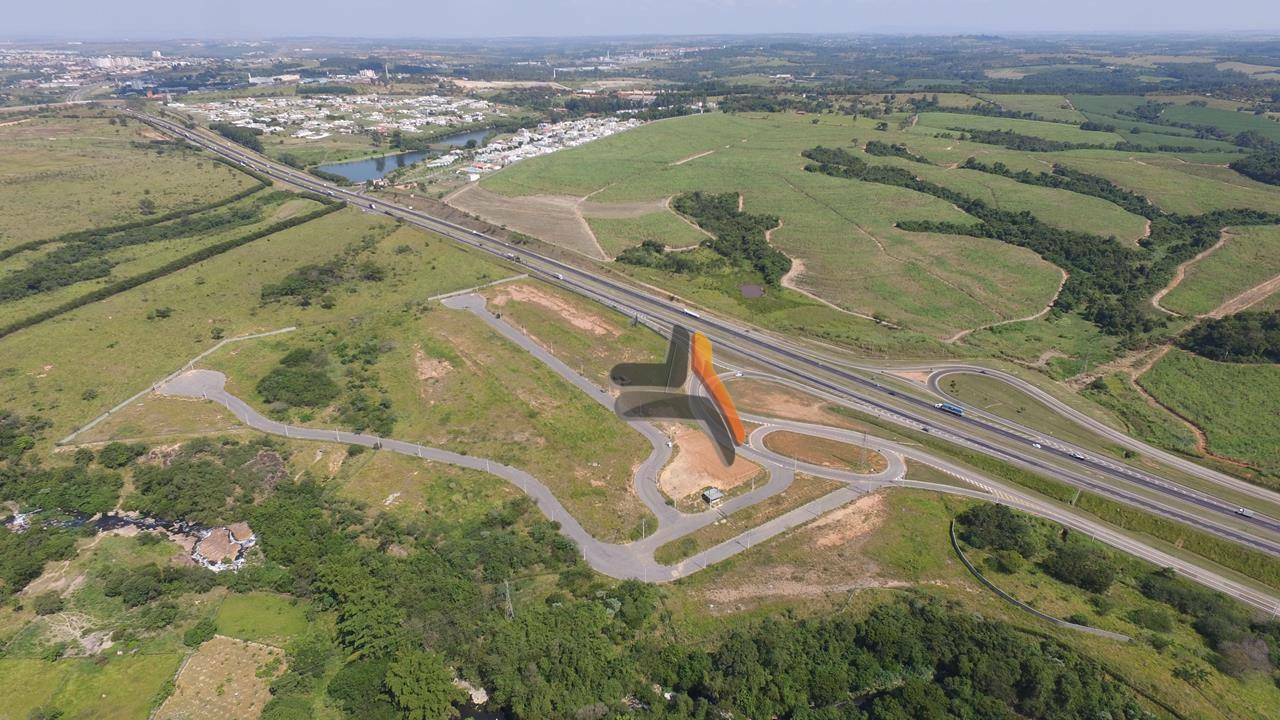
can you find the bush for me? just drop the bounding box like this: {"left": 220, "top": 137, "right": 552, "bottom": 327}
{"left": 31, "top": 592, "right": 64, "bottom": 616}
{"left": 1041, "top": 541, "right": 1118, "bottom": 594}
{"left": 987, "top": 549, "right": 1025, "bottom": 574}
{"left": 97, "top": 441, "right": 146, "bottom": 468}
{"left": 183, "top": 617, "right": 217, "bottom": 647}
{"left": 956, "top": 504, "right": 1041, "bottom": 557}
{"left": 1128, "top": 607, "right": 1173, "bottom": 633}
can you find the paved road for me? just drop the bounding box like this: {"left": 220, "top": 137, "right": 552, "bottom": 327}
{"left": 128, "top": 109, "right": 1280, "bottom": 557}
{"left": 158, "top": 294, "right": 905, "bottom": 581}
{"left": 920, "top": 364, "right": 1279, "bottom": 507}
{"left": 131, "top": 111, "right": 1280, "bottom": 610}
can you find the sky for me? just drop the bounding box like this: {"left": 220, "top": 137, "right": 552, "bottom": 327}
{"left": 5, "top": 0, "right": 1280, "bottom": 40}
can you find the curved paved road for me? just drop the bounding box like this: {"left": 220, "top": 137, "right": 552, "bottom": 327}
{"left": 152, "top": 295, "right": 1280, "bottom": 611}
{"left": 920, "top": 365, "right": 1280, "bottom": 508}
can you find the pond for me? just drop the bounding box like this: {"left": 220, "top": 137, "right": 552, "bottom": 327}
{"left": 435, "top": 127, "right": 491, "bottom": 147}
{"left": 312, "top": 127, "right": 492, "bottom": 182}
{"left": 313, "top": 150, "right": 430, "bottom": 183}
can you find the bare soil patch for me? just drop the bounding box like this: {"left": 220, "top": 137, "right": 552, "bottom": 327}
{"left": 580, "top": 197, "right": 669, "bottom": 218}
{"left": 156, "top": 636, "right": 285, "bottom": 720}
{"left": 447, "top": 184, "right": 605, "bottom": 258}
{"left": 762, "top": 431, "right": 888, "bottom": 474}
{"left": 888, "top": 370, "right": 931, "bottom": 385}
{"left": 659, "top": 425, "right": 762, "bottom": 500}
{"left": 412, "top": 343, "right": 453, "bottom": 399}
{"left": 805, "top": 493, "right": 886, "bottom": 549}
{"left": 703, "top": 565, "right": 906, "bottom": 606}
{"left": 448, "top": 183, "right": 625, "bottom": 259}
{"left": 489, "top": 282, "right": 620, "bottom": 336}
{"left": 670, "top": 149, "right": 715, "bottom": 166}
{"left": 726, "top": 378, "right": 861, "bottom": 430}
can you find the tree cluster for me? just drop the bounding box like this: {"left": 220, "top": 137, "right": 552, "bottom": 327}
{"left": 210, "top": 122, "right": 265, "bottom": 153}
{"left": 1230, "top": 149, "right": 1280, "bottom": 186}
{"left": 1180, "top": 310, "right": 1280, "bottom": 363}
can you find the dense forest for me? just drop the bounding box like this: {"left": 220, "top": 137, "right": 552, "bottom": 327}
{"left": 1181, "top": 311, "right": 1280, "bottom": 363}
{"left": 0, "top": 410, "right": 1189, "bottom": 719}
{"left": 1231, "top": 150, "right": 1280, "bottom": 186}
{"left": 210, "top": 122, "right": 265, "bottom": 153}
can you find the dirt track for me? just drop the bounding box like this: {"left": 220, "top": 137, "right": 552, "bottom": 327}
{"left": 446, "top": 184, "right": 673, "bottom": 259}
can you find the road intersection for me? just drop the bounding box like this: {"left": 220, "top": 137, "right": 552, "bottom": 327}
{"left": 129, "top": 110, "right": 1280, "bottom": 613}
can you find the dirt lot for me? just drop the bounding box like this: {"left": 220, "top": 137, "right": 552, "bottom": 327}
{"left": 446, "top": 184, "right": 670, "bottom": 259}
{"left": 447, "top": 184, "right": 606, "bottom": 258}
{"left": 762, "top": 431, "right": 888, "bottom": 474}
{"left": 489, "top": 282, "right": 620, "bottom": 336}
{"left": 155, "top": 636, "right": 285, "bottom": 720}
{"left": 726, "top": 378, "right": 864, "bottom": 430}
{"left": 659, "top": 424, "right": 762, "bottom": 500}
{"left": 699, "top": 493, "right": 896, "bottom": 606}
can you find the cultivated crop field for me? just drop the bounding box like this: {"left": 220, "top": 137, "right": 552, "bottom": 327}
{"left": 154, "top": 635, "right": 284, "bottom": 720}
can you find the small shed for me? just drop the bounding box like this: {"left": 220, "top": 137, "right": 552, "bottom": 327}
{"left": 701, "top": 487, "right": 725, "bottom": 507}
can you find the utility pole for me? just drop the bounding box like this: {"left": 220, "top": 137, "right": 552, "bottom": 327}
{"left": 503, "top": 579, "right": 515, "bottom": 619}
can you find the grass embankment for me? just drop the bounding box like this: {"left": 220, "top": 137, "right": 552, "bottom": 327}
{"left": 1139, "top": 349, "right": 1280, "bottom": 477}
{"left": 761, "top": 430, "right": 888, "bottom": 473}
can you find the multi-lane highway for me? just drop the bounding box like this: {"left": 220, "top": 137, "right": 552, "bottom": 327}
{"left": 130, "top": 109, "right": 1280, "bottom": 561}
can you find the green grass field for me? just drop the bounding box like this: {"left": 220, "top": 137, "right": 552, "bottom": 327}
{"left": 0, "top": 116, "right": 259, "bottom": 250}
{"left": 332, "top": 447, "right": 522, "bottom": 526}
{"left": 202, "top": 291, "right": 657, "bottom": 543}
{"left": 1159, "top": 103, "right": 1280, "bottom": 143}
{"left": 1160, "top": 224, "right": 1280, "bottom": 317}
{"left": 0, "top": 192, "right": 319, "bottom": 327}
{"left": 586, "top": 209, "right": 707, "bottom": 257}
{"left": 1140, "top": 349, "right": 1280, "bottom": 474}
{"left": 0, "top": 654, "right": 182, "bottom": 720}
{"left": 215, "top": 592, "right": 310, "bottom": 646}
{"left": 481, "top": 112, "right": 1064, "bottom": 342}
{"left": 911, "top": 111, "right": 1126, "bottom": 144}
{"left": 0, "top": 209, "right": 506, "bottom": 452}
{"left": 1080, "top": 373, "right": 1200, "bottom": 456}
{"left": 970, "top": 94, "right": 1087, "bottom": 123}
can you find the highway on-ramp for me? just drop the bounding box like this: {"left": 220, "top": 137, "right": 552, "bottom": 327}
{"left": 129, "top": 109, "right": 1280, "bottom": 565}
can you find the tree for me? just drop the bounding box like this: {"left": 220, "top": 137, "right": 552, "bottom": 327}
{"left": 183, "top": 616, "right": 216, "bottom": 646}
{"left": 138, "top": 197, "right": 157, "bottom": 215}
{"left": 385, "top": 648, "right": 464, "bottom": 720}
{"left": 1042, "top": 541, "right": 1118, "bottom": 593}
{"left": 31, "top": 592, "right": 64, "bottom": 616}
{"left": 97, "top": 441, "right": 146, "bottom": 468}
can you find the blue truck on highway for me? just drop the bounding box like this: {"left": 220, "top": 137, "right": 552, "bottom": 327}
{"left": 934, "top": 402, "right": 965, "bottom": 417}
